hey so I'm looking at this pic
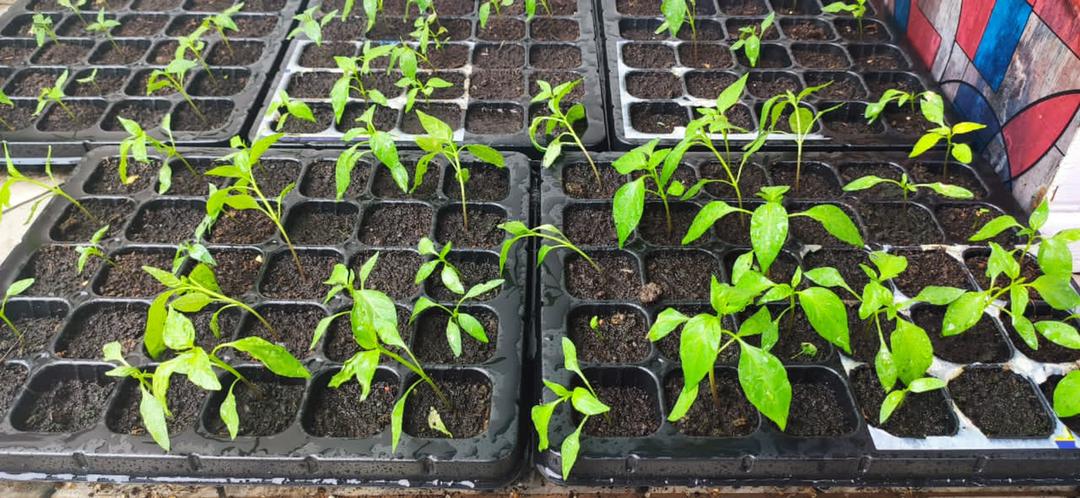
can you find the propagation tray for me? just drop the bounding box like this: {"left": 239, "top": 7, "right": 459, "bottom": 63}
{"left": 0, "top": 146, "right": 529, "bottom": 487}
{"left": 0, "top": 0, "right": 302, "bottom": 159}
{"left": 601, "top": 0, "right": 944, "bottom": 149}
{"left": 253, "top": 0, "right": 606, "bottom": 151}
{"left": 536, "top": 151, "right": 1080, "bottom": 486}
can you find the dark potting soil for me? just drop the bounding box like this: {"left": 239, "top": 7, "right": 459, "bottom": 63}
{"left": 115, "top": 15, "right": 168, "bottom": 37}
{"left": 664, "top": 373, "right": 758, "bottom": 437}
{"left": 38, "top": 101, "right": 106, "bottom": 131}
{"left": 789, "top": 203, "right": 861, "bottom": 247}
{"left": 240, "top": 304, "right": 324, "bottom": 360}
{"left": 56, "top": 302, "right": 146, "bottom": 359}
{"left": 685, "top": 71, "right": 737, "bottom": 99}
{"left": 32, "top": 43, "right": 90, "bottom": 65}
{"left": 937, "top": 205, "right": 1019, "bottom": 245}
{"left": 702, "top": 163, "right": 768, "bottom": 199}
{"left": 853, "top": 50, "right": 905, "bottom": 70}
{"left": 823, "top": 112, "right": 884, "bottom": 136}
{"left": 622, "top": 43, "right": 676, "bottom": 69}
{"left": 568, "top": 306, "right": 650, "bottom": 364}
{"left": 783, "top": 20, "right": 833, "bottom": 40}
{"left": 465, "top": 104, "right": 525, "bottom": 134}
{"left": 0, "top": 102, "right": 36, "bottom": 130}
{"left": 350, "top": 251, "right": 421, "bottom": 300}
{"left": 403, "top": 373, "right": 491, "bottom": 438}
{"left": 626, "top": 72, "right": 682, "bottom": 99}
{"left": 300, "top": 42, "right": 354, "bottom": 68}
{"left": 301, "top": 160, "right": 370, "bottom": 199}
{"left": 400, "top": 103, "right": 462, "bottom": 135}
{"left": 305, "top": 379, "right": 397, "bottom": 438}
{"left": 616, "top": 0, "right": 660, "bottom": 15}
{"left": 769, "top": 308, "right": 834, "bottom": 364}
{"left": 445, "top": 163, "right": 508, "bottom": 201}
{"left": 19, "top": 245, "right": 98, "bottom": 298}
{"left": 531, "top": 18, "right": 579, "bottom": 42}
{"left": 163, "top": 161, "right": 231, "bottom": 195}
{"left": 711, "top": 210, "right": 753, "bottom": 246}
{"left": 768, "top": 162, "right": 841, "bottom": 199}
{"left": 835, "top": 20, "right": 889, "bottom": 42}
{"left": 909, "top": 163, "right": 987, "bottom": 199}
{"left": 562, "top": 162, "right": 623, "bottom": 200}
{"left": 747, "top": 73, "right": 801, "bottom": 99}
{"left": 7, "top": 70, "right": 59, "bottom": 97}
{"left": 209, "top": 378, "right": 303, "bottom": 437}
{"left": 477, "top": 17, "right": 525, "bottom": 41}
{"left": 858, "top": 203, "right": 943, "bottom": 245}
{"left": 287, "top": 205, "right": 358, "bottom": 246}
{"left": 85, "top": 158, "right": 158, "bottom": 194}
{"left": 0, "top": 364, "right": 27, "bottom": 414}
{"left": 323, "top": 306, "right": 413, "bottom": 363}
{"left": 630, "top": 103, "right": 689, "bottom": 134}
{"left": 172, "top": 100, "right": 233, "bottom": 132}
{"left": 639, "top": 203, "right": 702, "bottom": 247}
{"left": 965, "top": 253, "right": 1041, "bottom": 300}
{"left": 806, "top": 74, "right": 866, "bottom": 100}
{"left": 847, "top": 310, "right": 888, "bottom": 363}
{"left": 358, "top": 203, "right": 433, "bottom": 247}
{"left": 912, "top": 307, "right": 1013, "bottom": 364}
{"left": 127, "top": 203, "right": 204, "bottom": 244}
{"left": 18, "top": 374, "right": 114, "bottom": 432}
{"left": 719, "top": 0, "right": 768, "bottom": 14}
{"left": 949, "top": 368, "right": 1054, "bottom": 437}
{"left": 892, "top": 250, "right": 973, "bottom": 297}
{"left": 102, "top": 102, "right": 170, "bottom": 132}
{"left": 413, "top": 308, "right": 498, "bottom": 364}
{"left": 782, "top": 377, "right": 855, "bottom": 437}
{"left": 435, "top": 207, "right": 506, "bottom": 249}
{"left": 885, "top": 110, "right": 923, "bottom": 136}
{"left": 207, "top": 249, "right": 262, "bottom": 297}
{"left": 286, "top": 72, "right": 336, "bottom": 99}
{"left": 849, "top": 366, "right": 955, "bottom": 438}
{"left": 802, "top": 249, "right": 871, "bottom": 291}
{"left": 1004, "top": 309, "right": 1080, "bottom": 363}
{"left": 206, "top": 41, "right": 264, "bottom": 66}
{"left": 190, "top": 71, "right": 250, "bottom": 97}
{"left": 566, "top": 252, "right": 641, "bottom": 301}
{"left": 563, "top": 204, "right": 617, "bottom": 246}
{"left": 531, "top": 45, "right": 581, "bottom": 70}
{"left": 791, "top": 48, "right": 848, "bottom": 69}
{"left": 737, "top": 48, "right": 791, "bottom": 68}
{"left": 473, "top": 44, "right": 524, "bottom": 68}
{"left": 426, "top": 43, "right": 470, "bottom": 68}
{"left": 838, "top": 162, "right": 905, "bottom": 200}
{"left": 1041, "top": 375, "right": 1080, "bottom": 433}
{"left": 50, "top": 199, "right": 133, "bottom": 242}
{"left": 678, "top": 44, "right": 733, "bottom": 69}
{"left": 260, "top": 251, "right": 341, "bottom": 300}
{"left": 644, "top": 251, "right": 717, "bottom": 302}
{"left": 206, "top": 208, "right": 277, "bottom": 244}
{"left": 469, "top": 71, "right": 525, "bottom": 100}
{"left": 0, "top": 310, "right": 64, "bottom": 358}
{"left": 252, "top": 160, "right": 301, "bottom": 196}
{"left": 109, "top": 377, "right": 206, "bottom": 436}
{"left": 96, "top": 251, "right": 173, "bottom": 298}
{"left": 577, "top": 384, "right": 660, "bottom": 437}
{"left": 427, "top": 256, "right": 502, "bottom": 301}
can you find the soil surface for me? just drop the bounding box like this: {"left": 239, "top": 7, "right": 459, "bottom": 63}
{"left": 38, "top": 101, "right": 105, "bottom": 131}
{"left": 56, "top": 302, "right": 146, "bottom": 359}
{"left": 679, "top": 44, "right": 733, "bottom": 69}
{"left": 838, "top": 162, "right": 905, "bottom": 200}
{"left": 562, "top": 162, "right": 623, "bottom": 200}
{"left": 644, "top": 251, "right": 717, "bottom": 302}
{"left": 86, "top": 158, "right": 157, "bottom": 194}
{"left": 802, "top": 249, "right": 871, "bottom": 291}
{"left": 626, "top": 71, "right": 682, "bottom": 99}
{"left": 0, "top": 306, "right": 65, "bottom": 358}
{"left": 413, "top": 308, "right": 498, "bottom": 364}
{"left": 892, "top": 250, "right": 973, "bottom": 297}
{"left": 949, "top": 368, "right": 1054, "bottom": 437}
{"left": 260, "top": 251, "right": 341, "bottom": 300}
{"left": 350, "top": 251, "right": 421, "bottom": 300}
{"left": 909, "top": 163, "right": 987, "bottom": 199}
{"left": 240, "top": 304, "right": 323, "bottom": 360}
{"left": 622, "top": 43, "right": 676, "bottom": 69}
{"left": 807, "top": 73, "right": 867, "bottom": 100}
{"left": 403, "top": 372, "right": 491, "bottom": 438}
{"left": 936, "top": 205, "right": 1018, "bottom": 245}
{"left": 858, "top": 203, "right": 943, "bottom": 245}
{"left": 109, "top": 377, "right": 206, "bottom": 436}
{"left": 630, "top": 103, "right": 688, "bottom": 134}
{"left": 684, "top": 71, "right": 737, "bottom": 99}
{"left": 96, "top": 251, "right": 173, "bottom": 298}
{"left": 209, "top": 377, "right": 303, "bottom": 437}
{"left": 127, "top": 203, "right": 205, "bottom": 244}
{"left": 783, "top": 19, "right": 834, "bottom": 40}
{"left": 209, "top": 249, "right": 262, "bottom": 297}
{"left": 791, "top": 47, "right": 848, "bottom": 69}
{"left": 782, "top": 375, "right": 856, "bottom": 437}
{"left": 18, "top": 374, "right": 114, "bottom": 432}
{"left": 359, "top": 203, "right": 433, "bottom": 247}
{"left": 305, "top": 378, "right": 397, "bottom": 438}
{"left": 301, "top": 160, "right": 370, "bottom": 199}
{"left": 400, "top": 103, "right": 462, "bottom": 135}
{"left": 577, "top": 383, "right": 660, "bottom": 437}
{"left": 563, "top": 204, "right": 617, "bottom": 246}
{"left": 566, "top": 252, "right": 641, "bottom": 301}
{"left": 532, "top": 18, "right": 579, "bottom": 41}
{"left": 19, "top": 245, "right": 98, "bottom": 298}
{"left": 207, "top": 208, "right": 277, "bottom": 244}
{"left": 769, "top": 162, "right": 841, "bottom": 199}
{"left": 850, "top": 366, "right": 955, "bottom": 438}
{"left": 768, "top": 308, "right": 834, "bottom": 364}
{"left": 435, "top": 207, "right": 506, "bottom": 249}
{"left": 288, "top": 204, "right": 358, "bottom": 246}
{"left": 466, "top": 104, "right": 525, "bottom": 134}
{"left": 477, "top": 17, "right": 525, "bottom": 41}
{"left": 324, "top": 306, "right": 413, "bottom": 363}
{"left": 568, "top": 306, "right": 650, "bottom": 364}
{"left": 664, "top": 373, "right": 758, "bottom": 437}
{"left": 0, "top": 364, "right": 27, "bottom": 414}
{"left": 912, "top": 307, "right": 1013, "bottom": 364}
{"left": 639, "top": 203, "right": 702, "bottom": 247}
{"left": 445, "top": 164, "right": 508, "bottom": 201}
{"left": 51, "top": 199, "right": 134, "bottom": 242}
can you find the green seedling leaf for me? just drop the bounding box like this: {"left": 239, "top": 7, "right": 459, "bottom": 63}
{"left": 1054, "top": 371, "right": 1080, "bottom": 418}
{"left": 613, "top": 177, "right": 645, "bottom": 248}
{"left": 738, "top": 343, "right": 791, "bottom": 431}
{"left": 224, "top": 337, "right": 310, "bottom": 378}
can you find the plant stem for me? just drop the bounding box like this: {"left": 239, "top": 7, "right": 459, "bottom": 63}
{"left": 0, "top": 313, "right": 24, "bottom": 344}
{"left": 56, "top": 100, "right": 77, "bottom": 121}
{"left": 565, "top": 121, "right": 602, "bottom": 189}
{"left": 943, "top": 134, "right": 952, "bottom": 178}
{"left": 794, "top": 139, "right": 803, "bottom": 193}
{"left": 0, "top": 117, "right": 14, "bottom": 132}
{"left": 383, "top": 346, "right": 450, "bottom": 405}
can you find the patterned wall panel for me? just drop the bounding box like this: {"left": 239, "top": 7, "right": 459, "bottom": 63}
{"left": 881, "top": 0, "right": 1080, "bottom": 210}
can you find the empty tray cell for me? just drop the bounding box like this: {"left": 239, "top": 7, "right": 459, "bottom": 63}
{"left": 890, "top": 249, "right": 975, "bottom": 297}
{"left": 531, "top": 17, "right": 579, "bottom": 41}
{"left": 629, "top": 102, "right": 689, "bottom": 134}
{"left": 465, "top": 103, "right": 525, "bottom": 135}
{"left": 469, "top": 70, "right": 525, "bottom": 100}
{"left": 285, "top": 201, "right": 359, "bottom": 246}
{"left": 574, "top": 367, "right": 661, "bottom": 437}
{"left": 747, "top": 70, "right": 801, "bottom": 99}
{"left": 189, "top": 68, "right": 252, "bottom": 97}
{"left": 644, "top": 249, "right": 719, "bottom": 302}
{"left": 30, "top": 40, "right": 94, "bottom": 65}
{"left": 171, "top": 99, "right": 235, "bottom": 131}
{"left": 935, "top": 203, "right": 1020, "bottom": 245}
{"left": 298, "top": 42, "right": 355, "bottom": 68}
{"left": 821, "top": 101, "right": 885, "bottom": 136}
{"left": 17, "top": 244, "right": 101, "bottom": 298}
{"left": 89, "top": 40, "right": 149, "bottom": 65}
{"left": 279, "top": 103, "right": 335, "bottom": 134}
{"left": 126, "top": 199, "right": 206, "bottom": 243}
{"left": 11, "top": 364, "right": 115, "bottom": 433}
{"left": 301, "top": 368, "right": 400, "bottom": 438}
{"left": 622, "top": 43, "right": 676, "bottom": 69}
{"left": 568, "top": 304, "right": 651, "bottom": 364}
{"left": 477, "top": 17, "right": 525, "bottom": 41}
{"left": 562, "top": 203, "right": 617, "bottom": 247}
{"left": 768, "top": 161, "right": 841, "bottom": 199}
{"left": 770, "top": 0, "right": 818, "bottom": 15}
{"left": 259, "top": 249, "right": 344, "bottom": 300}
{"left": 54, "top": 300, "right": 148, "bottom": 359}
{"left": 300, "top": 159, "right": 371, "bottom": 199}
{"left": 910, "top": 304, "right": 1014, "bottom": 364}
{"left": 626, "top": 71, "right": 683, "bottom": 99}
{"left": 858, "top": 201, "right": 945, "bottom": 245}
{"left": 102, "top": 99, "right": 172, "bottom": 131}
{"left": 0, "top": 39, "right": 38, "bottom": 66}
{"left": 684, "top": 70, "right": 739, "bottom": 99}
{"left": 949, "top": 367, "right": 1055, "bottom": 438}
{"left": 473, "top": 43, "right": 525, "bottom": 69}
{"left": 791, "top": 43, "right": 851, "bottom": 70}
{"left": 94, "top": 248, "right": 175, "bottom": 297}
{"left": 849, "top": 44, "right": 909, "bottom": 70}
{"left": 359, "top": 202, "right": 434, "bottom": 247}
{"left": 50, "top": 198, "right": 135, "bottom": 242}
{"left": 373, "top": 160, "right": 439, "bottom": 199}
{"left": 205, "top": 248, "right": 263, "bottom": 297}
{"left": 5, "top": 68, "right": 68, "bottom": 98}
{"left": 774, "top": 367, "right": 860, "bottom": 437}
{"left": 530, "top": 44, "right": 583, "bottom": 69}
{"left": 863, "top": 71, "right": 926, "bottom": 99}
{"left": 804, "top": 71, "right": 868, "bottom": 100}
{"left": 780, "top": 18, "right": 836, "bottom": 41}
{"left": 718, "top": 0, "right": 769, "bottom": 15}
{"left": 834, "top": 18, "right": 890, "bottom": 42}
{"left": 566, "top": 250, "right": 641, "bottom": 301}
{"left": 206, "top": 206, "right": 278, "bottom": 245}
{"left": 677, "top": 42, "right": 734, "bottom": 69}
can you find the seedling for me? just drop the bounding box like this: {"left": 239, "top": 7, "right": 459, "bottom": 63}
{"left": 0, "top": 144, "right": 94, "bottom": 225}
{"left": 822, "top": 0, "right": 867, "bottom": 35}
{"left": 589, "top": 316, "right": 600, "bottom": 334}
{"left": 610, "top": 139, "right": 682, "bottom": 246}
{"left": 414, "top": 237, "right": 463, "bottom": 291}
{"left": 30, "top": 14, "right": 58, "bottom": 48}
{"left": 395, "top": 46, "right": 454, "bottom": 112}
{"left": 75, "top": 225, "right": 114, "bottom": 274}
{"left": 34, "top": 69, "right": 75, "bottom": 120}
{"left": 0, "top": 89, "right": 15, "bottom": 131}
{"left": 792, "top": 342, "right": 818, "bottom": 360}
{"left": 496, "top": 221, "right": 598, "bottom": 274}
{"left": 731, "top": 13, "right": 774, "bottom": 67}
{"left": 58, "top": 0, "right": 88, "bottom": 25}
{"left": 758, "top": 84, "right": 841, "bottom": 191}
{"left": 86, "top": 8, "right": 121, "bottom": 52}
{"left": 117, "top": 115, "right": 196, "bottom": 194}
{"left": 524, "top": 0, "right": 549, "bottom": 18}
{"left": 312, "top": 257, "right": 448, "bottom": 452}
{"left": 864, "top": 88, "right": 924, "bottom": 123}
{"left": 103, "top": 310, "right": 309, "bottom": 449}
{"left": 330, "top": 41, "right": 396, "bottom": 123}
{"left": 478, "top": 0, "right": 512, "bottom": 28}
{"left": 842, "top": 173, "right": 974, "bottom": 202}
{"left": 76, "top": 68, "right": 101, "bottom": 94}
{"left": 203, "top": 3, "right": 243, "bottom": 55}
{"left": 907, "top": 92, "right": 986, "bottom": 176}
{"left": 410, "top": 13, "right": 447, "bottom": 55}
{"left": 288, "top": 7, "right": 337, "bottom": 47}
{"left": 147, "top": 55, "right": 205, "bottom": 122}
{"left": 931, "top": 200, "right": 1080, "bottom": 351}
{"left": 337, "top": 105, "right": 407, "bottom": 198}
{"left": 142, "top": 263, "right": 274, "bottom": 358}
{"left": 683, "top": 186, "right": 863, "bottom": 268}
{"left": 171, "top": 215, "right": 216, "bottom": 274}
{"left": 206, "top": 134, "right": 303, "bottom": 273}
{"left": 656, "top": 0, "right": 696, "bottom": 40}
{"left": 531, "top": 80, "right": 597, "bottom": 186}
{"left": 412, "top": 110, "right": 505, "bottom": 230}
{"left": 177, "top": 24, "right": 214, "bottom": 80}
{"left": 266, "top": 90, "right": 316, "bottom": 131}
{"left": 0, "top": 279, "right": 34, "bottom": 342}
{"left": 533, "top": 338, "right": 610, "bottom": 480}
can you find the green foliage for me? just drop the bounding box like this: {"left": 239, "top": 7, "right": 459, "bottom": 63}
{"left": 842, "top": 173, "right": 974, "bottom": 202}
{"left": 478, "top": 0, "right": 512, "bottom": 28}
{"left": 905, "top": 92, "right": 986, "bottom": 173}
{"left": 266, "top": 90, "right": 316, "bottom": 131}
{"left": 1054, "top": 370, "right": 1080, "bottom": 418}
{"left": 864, "top": 88, "right": 923, "bottom": 123}
{"left": 288, "top": 7, "right": 337, "bottom": 46}
{"left": 117, "top": 114, "right": 194, "bottom": 194}
{"left": 410, "top": 13, "right": 447, "bottom": 55}
{"left": 730, "top": 13, "right": 774, "bottom": 67}
{"left": 610, "top": 139, "right": 682, "bottom": 247}
{"left": 86, "top": 8, "right": 121, "bottom": 51}
{"left": 395, "top": 45, "right": 454, "bottom": 112}
{"left": 314, "top": 256, "right": 446, "bottom": 452}
{"left": 757, "top": 83, "right": 841, "bottom": 191}
{"left": 532, "top": 338, "right": 610, "bottom": 480}
{"left": 0, "top": 144, "right": 94, "bottom": 225}
{"left": 177, "top": 24, "right": 214, "bottom": 78}
{"left": 410, "top": 275, "right": 503, "bottom": 357}
{"left": 530, "top": 80, "right": 596, "bottom": 184}
{"left": 33, "top": 69, "right": 75, "bottom": 120}
{"left": 414, "top": 237, "right": 463, "bottom": 292}
{"left": 57, "top": 0, "right": 88, "bottom": 24}
{"left": 206, "top": 134, "right": 304, "bottom": 274}
{"left": 0, "top": 88, "right": 14, "bottom": 131}
{"left": 337, "top": 105, "right": 406, "bottom": 198}
{"left": 0, "top": 278, "right": 34, "bottom": 342}
{"left": 497, "top": 221, "right": 598, "bottom": 274}
{"left": 822, "top": 0, "right": 867, "bottom": 34}
{"left": 656, "top": 0, "right": 694, "bottom": 39}
{"left": 75, "top": 225, "right": 113, "bottom": 274}
{"left": 412, "top": 110, "right": 505, "bottom": 230}
{"left": 147, "top": 53, "right": 204, "bottom": 122}
{"left": 203, "top": 3, "right": 244, "bottom": 55}
{"left": 30, "top": 13, "right": 58, "bottom": 48}
{"left": 330, "top": 42, "right": 395, "bottom": 123}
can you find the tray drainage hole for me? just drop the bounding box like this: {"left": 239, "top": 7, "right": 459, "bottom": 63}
{"left": 740, "top": 455, "right": 755, "bottom": 473}
{"left": 625, "top": 454, "right": 640, "bottom": 473}
{"left": 422, "top": 456, "right": 437, "bottom": 475}
{"left": 974, "top": 455, "right": 989, "bottom": 473}
{"left": 305, "top": 455, "right": 319, "bottom": 473}
{"left": 858, "top": 455, "right": 871, "bottom": 474}
{"left": 72, "top": 452, "right": 88, "bottom": 470}
{"left": 187, "top": 454, "right": 202, "bottom": 472}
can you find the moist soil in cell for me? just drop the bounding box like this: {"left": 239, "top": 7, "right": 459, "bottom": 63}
{"left": 563, "top": 162, "right": 623, "bottom": 200}
{"left": 403, "top": 374, "right": 491, "bottom": 438}
{"left": 33, "top": 43, "right": 90, "bottom": 65}
{"left": 908, "top": 163, "right": 986, "bottom": 199}
{"left": 38, "top": 101, "right": 104, "bottom": 131}
{"left": 110, "top": 378, "right": 206, "bottom": 435}
{"left": 563, "top": 204, "right": 617, "bottom": 246}
{"left": 473, "top": 44, "right": 525, "bottom": 68}
{"left": 678, "top": 43, "right": 733, "bottom": 69}
{"left": 445, "top": 164, "right": 508, "bottom": 201}
{"left": 206, "top": 209, "right": 277, "bottom": 244}
{"left": 469, "top": 71, "right": 524, "bottom": 100}
{"left": 884, "top": 110, "right": 922, "bottom": 135}
{"left": 531, "top": 18, "right": 579, "bottom": 42}
{"left": 639, "top": 203, "right": 701, "bottom": 247}
{"left": 478, "top": 17, "right": 525, "bottom": 41}
{"left": 56, "top": 303, "right": 145, "bottom": 359}
{"left": 208, "top": 378, "right": 303, "bottom": 437}
{"left": 19, "top": 375, "right": 113, "bottom": 432}
{"left": 781, "top": 377, "right": 854, "bottom": 437}
{"left": 85, "top": 158, "right": 158, "bottom": 194}
{"left": 622, "top": 44, "right": 675, "bottom": 69}
{"left": 0, "top": 364, "right": 27, "bottom": 414}
{"left": 206, "top": 42, "right": 263, "bottom": 66}
{"left": 323, "top": 306, "right": 413, "bottom": 362}
{"left": 191, "top": 72, "right": 250, "bottom": 97}
{"left": 435, "top": 207, "right": 505, "bottom": 248}
{"left": 1004, "top": 309, "right": 1080, "bottom": 363}
{"left": 300, "top": 43, "right": 354, "bottom": 67}
{"left": 128, "top": 204, "right": 204, "bottom": 243}
{"left": 644, "top": 252, "right": 716, "bottom": 302}
{"left": 97, "top": 251, "right": 172, "bottom": 297}
{"left": 240, "top": 305, "right": 323, "bottom": 360}
{"left": 305, "top": 378, "right": 397, "bottom": 438}
{"left": 413, "top": 308, "right": 498, "bottom": 364}
{"left": 685, "top": 71, "right": 737, "bottom": 98}
{"left": 784, "top": 20, "right": 832, "bottom": 40}
{"left": 359, "top": 204, "right": 432, "bottom": 247}
{"left": 92, "top": 42, "right": 146, "bottom": 65}
{"left": 664, "top": 374, "right": 758, "bottom": 437}
{"left": 567, "top": 252, "right": 640, "bottom": 301}
{"left": 858, "top": 203, "right": 942, "bottom": 245}
{"left": 823, "top": 112, "right": 882, "bottom": 136}
{"left": 351, "top": 251, "right": 421, "bottom": 300}
{"left": 0, "top": 103, "right": 36, "bottom": 130}
{"left": 711, "top": 210, "right": 752, "bottom": 245}
{"left": 0, "top": 309, "right": 64, "bottom": 358}
{"left": 426, "top": 44, "right": 470, "bottom": 68}
{"left": 568, "top": 307, "right": 650, "bottom": 364}
{"left": 630, "top": 103, "right": 687, "bottom": 134}
{"left": 260, "top": 252, "right": 340, "bottom": 300}
{"left": 51, "top": 199, "right": 133, "bottom": 242}
{"left": 301, "top": 160, "right": 370, "bottom": 199}
{"left": 616, "top": 0, "right": 660, "bottom": 15}
{"left": 770, "top": 309, "right": 834, "bottom": 364}
{"left": 400, "top": 104, "right": 461, "bottom": 135}
{"left": 577, "top": 384, "right": 659, "bottom": 437}
{"left": 288, "top": 206, "right": 357, "bottom": 246}
{"left": 912, "top": 307, "right": 1013, "bottom": 364}
{"left": 208, "top": 249, "right": 262, "bottom": 297}
{"left": 465, "top": 104, "right": 524, "bottom": 134}
{"left": 532, "top": 45, "right": 581, "bottom": 69}
{"left": 791, "top": 48, "right": 847, "bottom": 69}
{"left": 719, "top": 0, "right": 768, "bottom": 15}
{"left": 626, "top": 72, "right": 682, "bottom": 99}
{"left": 701, "top": 163, "right": 767, "bottom": 199}
{"left": 892, "top": 250, "right": 972, "bottom": 297}
{"left": 853, "top": 50, "right": 905, "bottom": 70}
{"left": 937, "top": 205, "right": 1018, "bottom": 245}
{"left": 768, "top": 163, "right": 840, "bottom": 199}
{"left": 807, "top": 74, "right": 865, "bottom": 100}
{"left": 747, "top": 73, "right": 801, "bottom": 99}
{"left": 427, "top": 256, "right": 501, "bottom": 301}
{"left": 849, "top": 366, "right": 955, "bottom": 438}
{"left": 836, "top": 20, "right": 888, "bottom": 41}
{"left": 949, "top": 368, "right": 1054, "bottom": 438}
{"left": 803, "top": 250, "right": 871, "bottom": 291}
{"left": 20, "top": 245, "right": 99, "bottom": 298}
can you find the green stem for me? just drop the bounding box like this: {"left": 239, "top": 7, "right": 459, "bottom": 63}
{"left": 530, "top": 233, "right": 600, "bottom": 272}
{"left": 0, "top": 313, "right": 23, "bottom": 343}
{"left": 565, "top": 120, "right": 601, "bottom": 189}
{"left": 56, "top": 100, "right": 77, "bottom": 121}
{"left": 0, "top": 117, "right": 15, "bottom": 132}
{"left": 24, "top": 178, "right": 97, "bottom": 223}
{"left": 381, "top": 345, "right": 450, "bottom": 405}
{"left": 943, "top": 134, "right": 952, "bottom": 178}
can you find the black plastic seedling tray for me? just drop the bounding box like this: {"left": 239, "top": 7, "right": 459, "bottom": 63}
{"left": 601, "top": 0, "right": 942, "bottom": 149}
{"left": 0, "top": 146, "right": 530, "bottom": 487}
{"left": 253, "top": 0, "right": 606, "bottom": 151}
{"left": 535, "top": 152, "right": 1080, "bottom": 486}
{"left": 0, "top": 0, "right": 302, "bottom": 159}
